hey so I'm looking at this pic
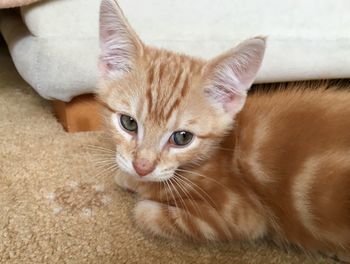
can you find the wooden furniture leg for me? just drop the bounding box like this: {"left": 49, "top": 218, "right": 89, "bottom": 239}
{"left": 52, "top": 94, "right": 102, "bottom": 133}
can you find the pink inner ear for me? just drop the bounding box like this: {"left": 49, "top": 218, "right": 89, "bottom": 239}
{"left": 98, "top": 61, "right": 109, "bottom": 75}
{"left": 223, "top": 94, "right": 246, "bottom": 114}
{"left": 206, "top": 37, "right": 266, "bottom": 114}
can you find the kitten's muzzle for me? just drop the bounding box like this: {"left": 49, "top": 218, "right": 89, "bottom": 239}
{"left": 132, "top": 158, "right": 155, "bottom": 177}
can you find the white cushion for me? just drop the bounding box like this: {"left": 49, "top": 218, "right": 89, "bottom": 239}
{"left": 1, "top": 0, "right": 350, "bottom": 101}
{"left": 21, "top": 0, "right": 100, "bottom": 37}
{"left": 1, "top": 12, "right": 99, "bottom": 101}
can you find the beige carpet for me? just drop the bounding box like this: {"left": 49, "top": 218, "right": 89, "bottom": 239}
{"left": 0, "top": 46, "right": 334, "bottom": 264}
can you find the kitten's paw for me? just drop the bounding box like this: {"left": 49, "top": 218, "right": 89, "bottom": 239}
{"left": 133, "top": 200, "right": 221, "bottom": 241}
{"left": 114, "top": 172, "right": 138, "bottom": 193}
{"left": 134, "top": 200, "right": 178, "bottom": 238}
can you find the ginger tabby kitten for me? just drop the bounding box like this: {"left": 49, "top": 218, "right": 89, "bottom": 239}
{"left": 98, "top": 0, "right": 350, "bottom": 261}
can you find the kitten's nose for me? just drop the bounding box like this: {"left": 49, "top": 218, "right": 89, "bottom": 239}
{"left": 132, "top": 158, "right": 155, "bottom": 177}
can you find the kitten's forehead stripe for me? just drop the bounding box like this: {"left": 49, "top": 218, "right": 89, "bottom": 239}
{"left": 146, "top": 84, "right": 153, "bottom": 113}
{"left": 181, "top": 75, "right": 190, "bottom": 97}
{"left": 158, "top": 60, "right": 165, "bottom": 83}
{"left": 146, "top": 64, "right": 155, "bottom": 115}
{"left": 164, "top": 73, "right": 188, "bottom": 121}
{"left": 147, "top": 63, "right": 154, "bottom": 85}
{"left": 144, "top": 50, "right": 203, "bottom": 123}
{"left": 172, "top": 67, "right": 183, "bottom": 90}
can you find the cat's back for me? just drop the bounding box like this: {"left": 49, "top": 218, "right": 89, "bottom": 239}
{"left": 235, "top": 81, "right": 350, "bottom": 252}
{"left": 238, "top": 82, "right": 350, "bottom": 153}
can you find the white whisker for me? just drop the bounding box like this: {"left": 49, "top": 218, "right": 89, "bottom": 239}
{"left": 174, "top": 172, "right": 217, "bottom": 210}
{"left": 169, "top": 179, "right": 188, "bottom": 213}
{"left": 176, "top": 168, "right": 232, "bottom": 193}
{"left": 165, "top": 179, "right": 179, "bottom": 209}
{"left": 172, "top": 176, "right": 203, "bottom": 218}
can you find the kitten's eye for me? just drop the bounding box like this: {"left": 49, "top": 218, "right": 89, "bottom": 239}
{"left": 120, "top": 114, "right": 138, "bottom": 132}
{"left": 170, "top": 131, "right": 193, "bottom": 146}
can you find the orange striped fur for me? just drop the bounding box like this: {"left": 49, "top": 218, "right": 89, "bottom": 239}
{"left": 98, "top": 0, "right": 350, "bottom": 262}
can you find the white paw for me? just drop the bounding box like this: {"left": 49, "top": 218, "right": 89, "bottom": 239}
{"left": 133, "top": 200, "right": 170, "bottom": 237}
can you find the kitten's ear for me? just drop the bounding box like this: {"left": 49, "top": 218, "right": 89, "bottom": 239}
{"left": 204, "top": 37, "right": 266, "bottom": 114}
{"left": 99, "top": 0, "right": 144, "bottom": 76}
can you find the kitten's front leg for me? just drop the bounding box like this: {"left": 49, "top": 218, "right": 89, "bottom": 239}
{"left": 133, "top": 199, "right": 233, "bottom": 241}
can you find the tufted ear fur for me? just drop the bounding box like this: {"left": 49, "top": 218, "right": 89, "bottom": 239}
{"left": 204, "top": 37, "right": 266, "bottom": 115}
{"left": 99, "top": 0, "right": 144, "bottom": 77}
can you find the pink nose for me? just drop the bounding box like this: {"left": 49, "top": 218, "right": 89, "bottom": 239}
{"left": 132, "top": 158, "right": 155, "bottom": 177}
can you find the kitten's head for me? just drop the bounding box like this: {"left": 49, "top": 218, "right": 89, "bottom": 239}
{"left": 98, "top": 0, "right": 266, "bottom": 182}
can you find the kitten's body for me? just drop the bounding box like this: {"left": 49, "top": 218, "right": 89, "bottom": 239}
{"left": 98, "top": 0, "right": 350, "bottom": 261}
{"left": 117, "top": 85, "right": 350, "bottom": 260}
{"left": 237, "top": 86, "right": 350, "bottom": 257}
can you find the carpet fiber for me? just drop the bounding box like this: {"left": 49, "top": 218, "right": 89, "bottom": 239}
{"left": 0, "top": 46, "right": 334, "bottom": 263}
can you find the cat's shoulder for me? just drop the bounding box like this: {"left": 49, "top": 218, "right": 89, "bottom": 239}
{"left": 235, "top": 80, "right": 350, "bottom": 143}
{"left": 243, "top": 80, "right": 350, "bottom": 117}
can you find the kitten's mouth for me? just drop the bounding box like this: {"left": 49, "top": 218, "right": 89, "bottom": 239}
{"left": 124, "top": 169, "right": 176, "bottom": 183}
{"left": 133, "top": 173, "right": 174, "bottom": 183}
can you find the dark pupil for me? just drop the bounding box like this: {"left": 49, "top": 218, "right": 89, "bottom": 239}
{"left": 174, "top": 131, "right": 192, "bottom": 145}
{"left": 121, "top": 115, "right": 137, "bottom": 131}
